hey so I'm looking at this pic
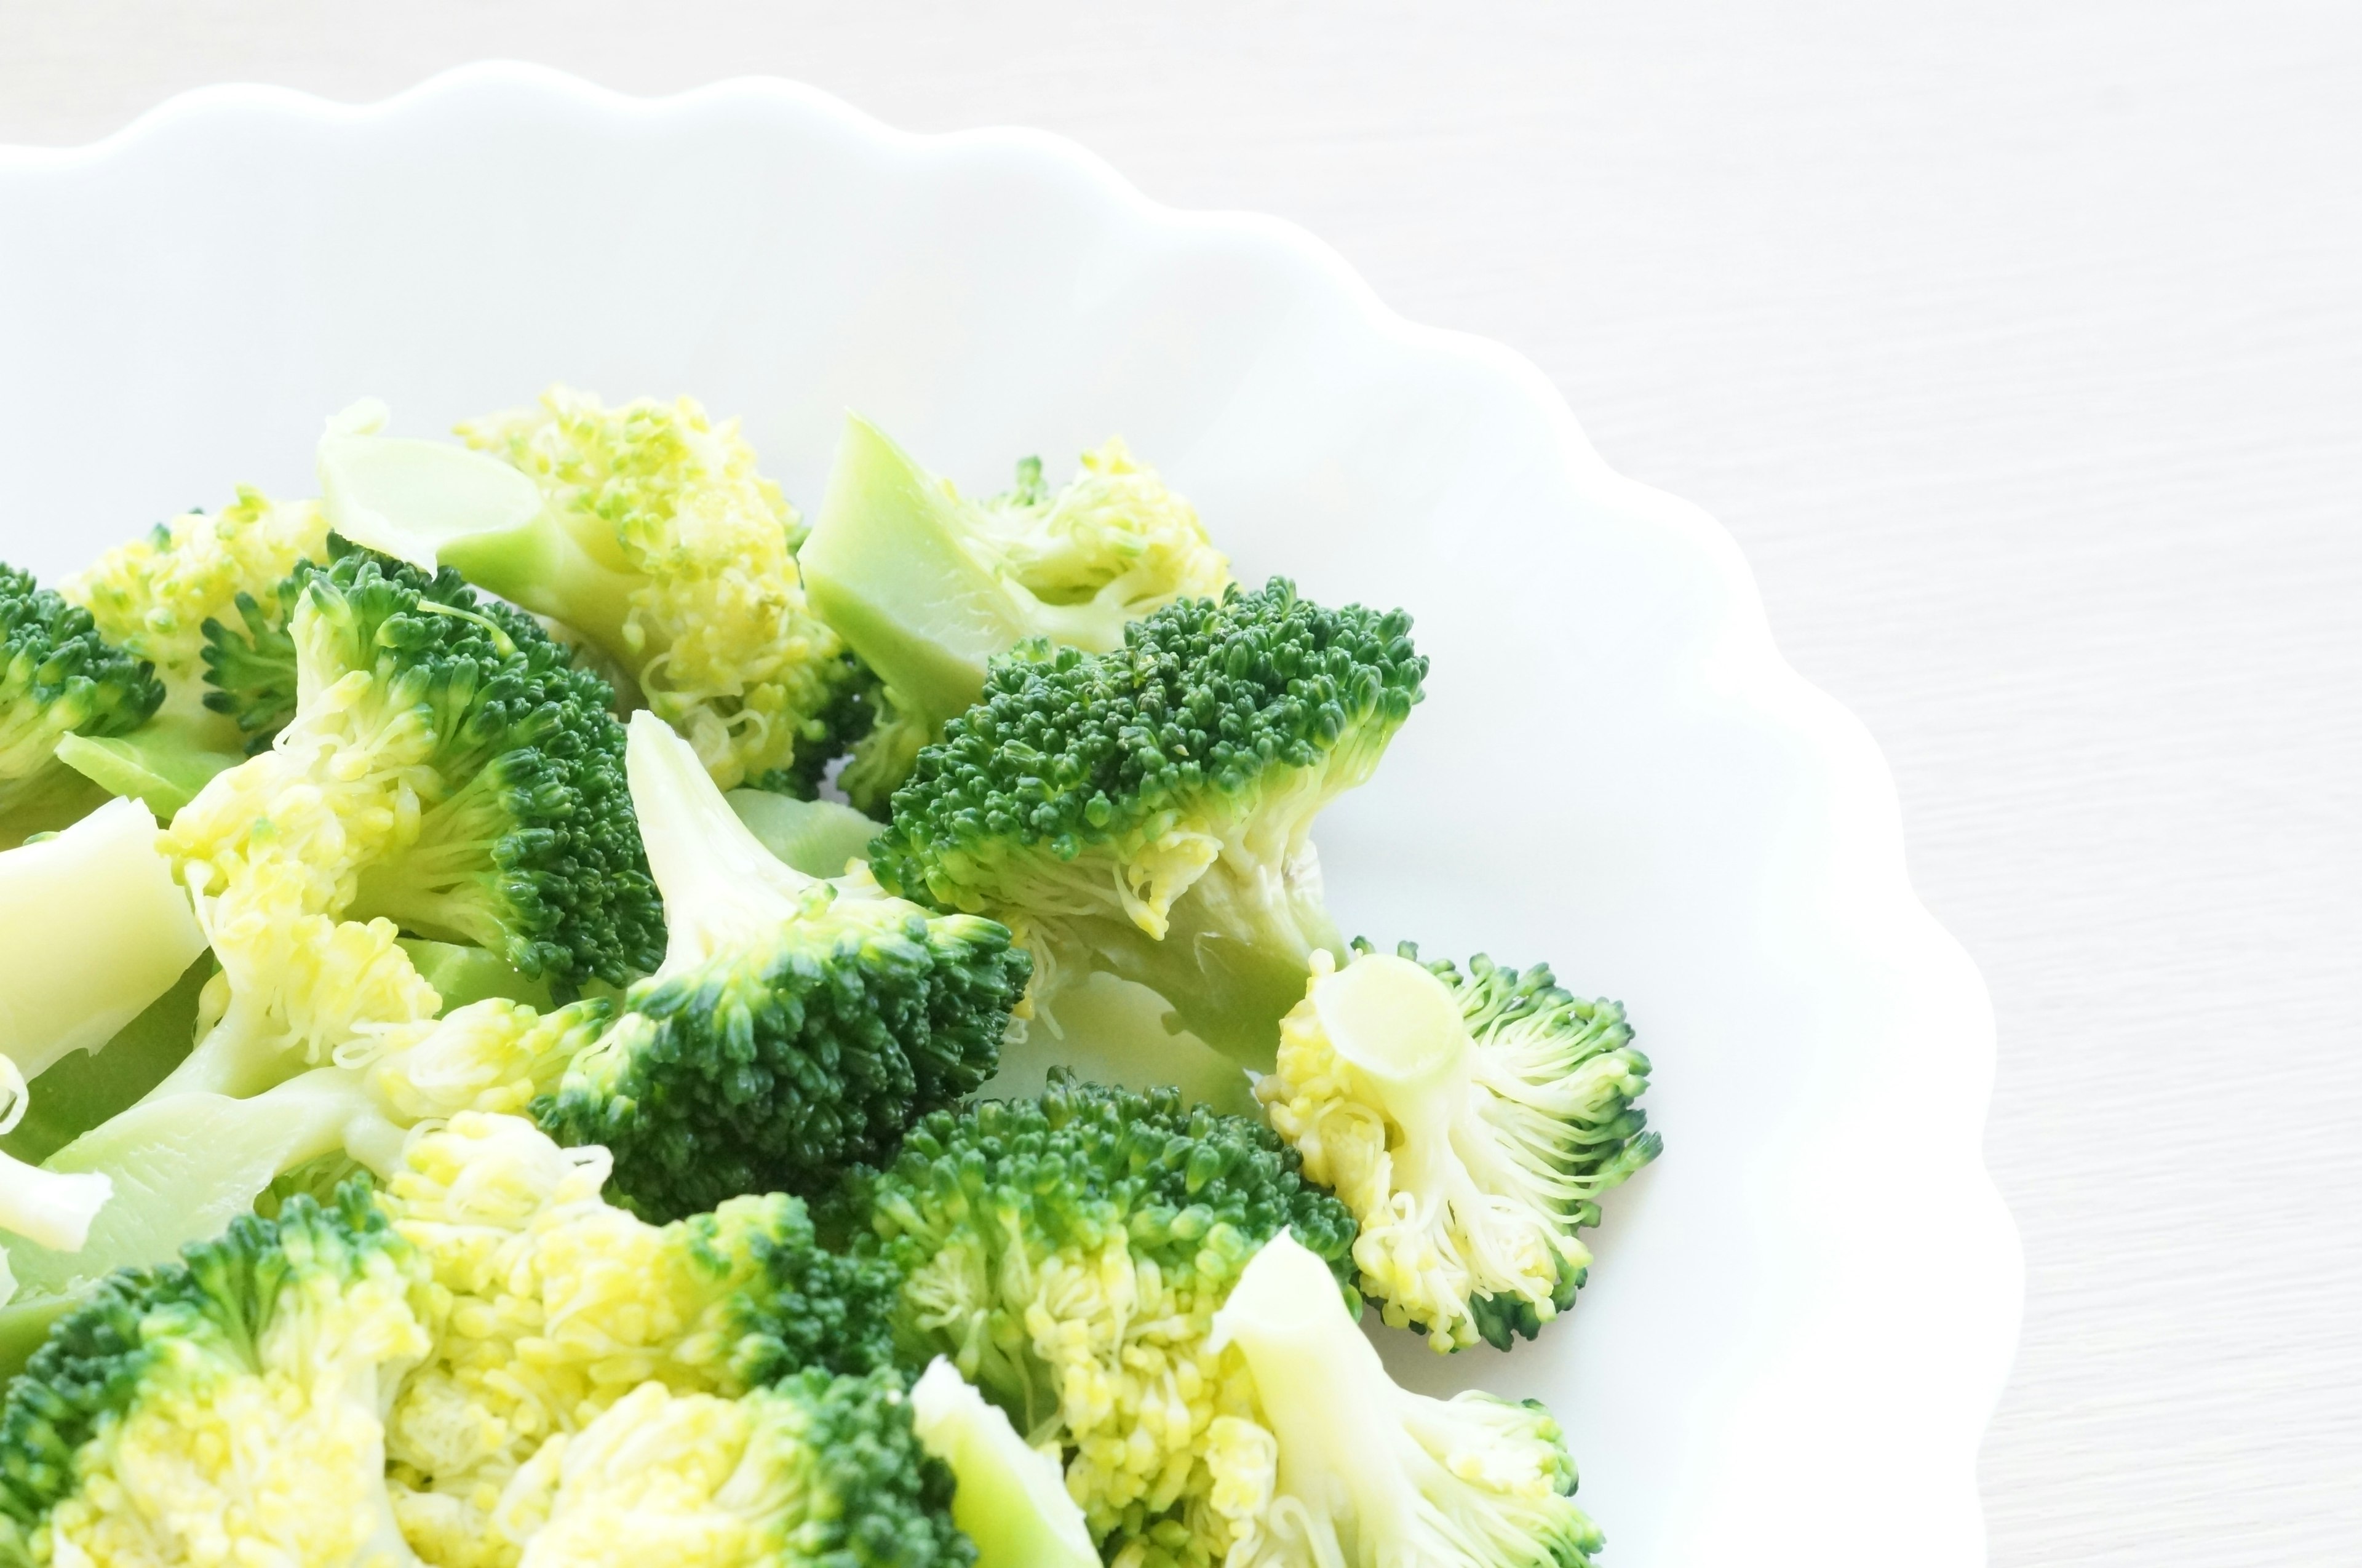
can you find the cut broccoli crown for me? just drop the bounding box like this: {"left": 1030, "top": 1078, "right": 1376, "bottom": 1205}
{"left": 800, "top": 416, "right": 1232, "bottom": 814}
{"left": 503, "top": 1370, "right": 971, "bottom": 1568}
{"left": 61, "top": 487, "right": 328, "bottom": 746}
{"left": 539, "top": 713, "right": 1030, "bottom": 1222}
{"left": 1206, "top": 1231, "right": 1604, "bottom": 1568}
{"left": 0, "top": 1182, "right": 428, "bottom": 1568}
{"left": 871, "top": 578, "right": 1425, "bottom": 1065}
{"left": 0, "top": 562, "right": 162, "bottom": 820}
{"left": 1260, "top": 944, "right": 1660, "bottom": 1353}
{"left": 826, "top": 1070, "right": 1357, "bottom": 1559}
{"left": 378, "top": 1112, "right": 906, "bottom": 1556}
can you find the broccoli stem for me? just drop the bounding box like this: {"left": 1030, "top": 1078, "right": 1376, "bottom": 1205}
{"left": 54, "top": 717, "right": 241, "bottom": 819}
{"left": 802, "top": 416, "right": 1121, "bottom": 741}
{"left": 318, "top": 424, "right": 639, "bottom": 654}
{"left": 909, "top": 1358, "right": 1100, "bottom": 1568}
{"left": 0, "top": 1150, "right": 110, "bottom": 1252}
{"left": 626, "top": 710, "right": 821, "bottom": 973}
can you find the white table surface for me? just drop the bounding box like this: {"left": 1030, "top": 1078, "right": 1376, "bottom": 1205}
{"left": 4, "top": 4, "right": 2355, "bottom": 1562}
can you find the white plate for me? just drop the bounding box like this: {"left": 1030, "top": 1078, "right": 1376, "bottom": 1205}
{"left": 0, "top": 63, "right": 2021, "bottom": 1568}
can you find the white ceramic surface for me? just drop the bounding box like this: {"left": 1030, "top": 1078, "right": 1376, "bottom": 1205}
{"left": 0, "top": 64, "right": 2021, "bottom": 1567}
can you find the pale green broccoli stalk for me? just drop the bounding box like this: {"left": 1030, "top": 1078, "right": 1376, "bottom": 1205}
{"left": 0, "top": 797, "right": 207, "bottom": 1254}
{"left": 538, "top": 712, "right": 1030, "bottom": 1221}
{"left": 910, "top": 1357, "right": 1099, "bottom": 1568}
{"left": 318, "top": 390, "right": 862, "bottom": 794}
{"left": 726, "top": 785, "right": 886, "bottom": 877}
{"left": 1204, "top": 1230, "right": 1605, "bottom": 1568}
{"left": 0, "top": 996, "right": 605, "bottom": 1383}
{"left": 824, "top": 1072, "right": 1358, "bottom": 1564}
{"left": 870, "top": 579, "right": 1426, "bottom": 1069}
{"left": 155, "top": 550, "right": 659, "bottom": 1101}
{"left": 0, "top": 561, "right": 163, "bottom": 839}
{"left": 0, "top": 795, "right": 205, "bottom": 1092}
{"left": 1259, "top": 944, "right": 1659, "bottom": 1352}
{"left": 0, "top": 1182, "right": 431, "bottom": 1568}
{"left": 801, "top": 415, "right": 1231, "bottom": 814}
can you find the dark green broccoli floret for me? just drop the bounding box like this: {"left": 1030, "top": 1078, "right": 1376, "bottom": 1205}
{"left": 197, "top": 566, "right": 304, "bottom": 751}
{"left": 0, "top": 562, "right": 162, "bottom": 834}
{"left": 824, "top": 1070, "right": 1357, "bottom": 1559}
{"left": 870, "top": 578, "right": 1426, "bottom": 1068}
{"left": 277, "top": 552, "right": 663, "bottom": 991}
{"left": 799, "top": 416, "right": 1233, "bottom": 814}
{"left": 536, "top": 712, "right": 1032, "bottom": 1222}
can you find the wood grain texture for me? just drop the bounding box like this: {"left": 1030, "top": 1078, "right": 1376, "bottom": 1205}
{"left": 3, "top": 4, "right": 2355, "bottom": 1562}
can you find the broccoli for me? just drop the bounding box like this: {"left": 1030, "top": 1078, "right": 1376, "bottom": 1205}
{"left": 870, "top": 579, "right": 1426, "bottom": 1068}
{"left": 317, "top": 389, "right": 862, "bottom": 794}
{"left": 727, "top": 783, "right": 888, "bottom": 878}
{"left": 800, "top": 415, "right": 1231, "bottom": 814}
{"left": 156, "top": 549, "right": 659, "bottom": 1098}
{"left": 910, "top": 1358, "right": 1099, "bottom": 1568}
{"left": 0, "top": 1113, "right": 942, "bottom": 1568}
{"left": 537, "top": 712, "right": 1030, "bottom": 1222}
{"left": 60, "top": 487, "right": 328, "bottom": 742}
{"left": 489, "top": 1370, "right": 969, "bottom": 1568}
{"left": 0, "top": 561, "right": 162, "bottom": 840}
{"left": 0, "top": 1183, "right": 431, "bottom": 1568}
{"left": 0, "top": 797, "right": 206, "bottom": 1254}
{"left": 825, "top": 1071, "right": 1358, "bottom": 1564}
{"left": 1257, "top": 944, "right": 1660, "bottom": 1353}
{"left": 1205, "top": 1230, "right": 1605, "bottom": 1568}
{"left": 375, "top": 1112, "right": 910, "bottom": 1561}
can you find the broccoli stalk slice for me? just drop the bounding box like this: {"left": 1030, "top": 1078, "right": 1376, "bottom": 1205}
{"left": 319, "top": 416, "right": 641, "bottom": 651}
{"left": 0, "top": 795, "right": 207, "bottom": 1084}
{"left": 0, "top": 1152, "right": 110, "bottom": 1253}
{"left": 1207, "top": 1231, "right": 1606, "bottom": 1568}
{"left": 803, "top": 415, "right": 1130, "bottom": 741}
{"left": 910, "top": 1357, "right": 1100, "bottom": 1568}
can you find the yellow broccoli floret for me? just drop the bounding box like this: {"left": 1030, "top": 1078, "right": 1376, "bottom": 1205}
{"left": 379, "top": 1114, "right": 904, "bottom": 1567}
{"left": 60, "top": 486, "right": 328, "bottom": 741}
{"left": 1259, "top": 945, "right": 1659, "bottom": 1352}
{"left": 0, "top": 1187, "right": 430, "bottom": 1568}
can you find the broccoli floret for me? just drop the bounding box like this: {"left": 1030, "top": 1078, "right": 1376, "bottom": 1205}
{"left": 157, "top": 551, "right": 659, "bottom": 1097}
{"left": 0, "top": 561, "right": 162, "bottom": 836}
{"left": 1258, "top": 944, "right": 1660, "bottom": 1352}
{"left": 61, "top": 487, "right": 328, "bottom": 741}
{"left": 0, "top": 1182, "right": 430, "bottom": 1568}
{"left": 538, "top": 712, "right": 1030, "bottom": 1222}
{"left": 910, "top": 1358, "right": 1099, "bottom": 1568}
{"left": 1204, "top": 1230, "right": 1605, "bottom": 1568}
{"left": 826, "top": 1071, "right": 1357, "bottom": 1562}
{"left": 870, "top": 579, "right": 1426, "bottom": 1067}
{"left": 801, "top": 416, "right": 1232, "bottom": 814}
{"left": 491, "top": 1371, "right": 969, "bottom": 1568}
{"left": 318, "top": 390, "right": 861, "bottom": 793}
{"left": 376, "top": 1112, "right": 908, "bottom": 1557}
